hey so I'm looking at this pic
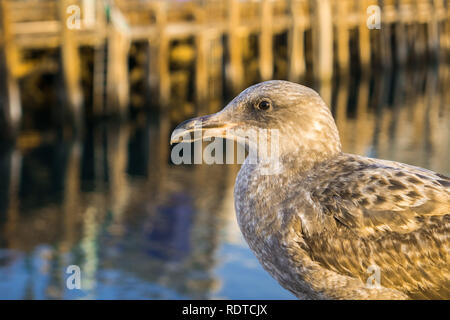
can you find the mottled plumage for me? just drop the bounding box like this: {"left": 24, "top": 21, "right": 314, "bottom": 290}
{"left": 171, "top": 80, "right": 450, "bottom": 299}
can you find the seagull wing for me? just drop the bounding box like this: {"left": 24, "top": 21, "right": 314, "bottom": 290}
{"left": 306, "top": 154, "right": 450, "bottom": 299}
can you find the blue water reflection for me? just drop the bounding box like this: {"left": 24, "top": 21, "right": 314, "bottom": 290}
{"left": 0, "top": 67, "right": 448, "bottom": 299}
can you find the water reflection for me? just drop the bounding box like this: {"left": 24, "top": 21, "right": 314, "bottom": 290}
{"left": 0, "top": 66, "right": 449, "bottom": 299}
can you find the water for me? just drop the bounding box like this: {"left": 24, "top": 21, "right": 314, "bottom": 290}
{"left": 0, "top": 66, "right": 449, "bottom": 299}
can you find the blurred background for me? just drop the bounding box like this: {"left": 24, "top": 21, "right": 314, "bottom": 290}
{"left": 0, "top": 0, "right": 449, "bottom": 299}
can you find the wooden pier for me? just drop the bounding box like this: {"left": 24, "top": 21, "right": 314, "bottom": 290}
{"left": 0, "top": 0, "right": 449, "bottom": 135}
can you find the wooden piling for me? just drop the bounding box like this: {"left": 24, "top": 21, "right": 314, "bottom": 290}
{"left": 335, "top": 0, "right": 350, "bottom": 72}
{"left": 92, "top": 0, "right": 107, "bottom": 116}
{"left": 425, "top": 0, "right": 439, "bottom": 60}
{"left": 288, "top": 0, "right": 306, "bottom": 82}
{"left": 195, "top": 7, "right": 208, "bottom": 103}
{"left": 358, "top": 0, "right": 374, "bottom": 69}
{"left": 60, "top": 0, "right": 83, "bottom": 124}
{"left": 107, "top": 28, "right": 130, "bottom": 116}
{"left": 92, "top": 43, "right": 106, "bottom": 116}
{"left": 152, "top": 1, "right": 170, "bottom": 106}
{"left": 0, "top": 0, "right": 22, "bottom": 133}
{"left": 227, "top": 0, "right": 244, "bottom": 93}
{"left": 107, "top": 4, "right": 131, "bottom": 117}
{"left": 433, "top": 0, "right": 447, "bottom": 59}
{"left": 259, "top": 0, "right": 273, "bottom": 81}
{"left": 396, "top": 0, "right": 411, "bottom": 65}
{"left": 313, "top": 0, "right": 334, "bottom": 81}
{"left": 379, "top": 0, "right": 394, "bottom": 68}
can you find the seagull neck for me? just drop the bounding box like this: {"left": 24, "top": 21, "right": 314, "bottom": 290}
{"left": 280, "top": 148, "right": 342, "bottom": 174}
{"left": 242, "top": 149, "right": 341, "bottom": 183}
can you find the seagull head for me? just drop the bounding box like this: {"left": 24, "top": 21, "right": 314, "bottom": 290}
{"left": 170, "top": 80, "right": 342, "bottom": 162}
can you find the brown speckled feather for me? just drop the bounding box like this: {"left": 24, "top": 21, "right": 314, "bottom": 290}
{"left": 304, "top": 154, "right": 450, "bottom": 299}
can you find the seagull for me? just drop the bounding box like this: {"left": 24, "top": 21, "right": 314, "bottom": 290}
{"left": 170, "top": 80, "right": 449, "bottom": 300}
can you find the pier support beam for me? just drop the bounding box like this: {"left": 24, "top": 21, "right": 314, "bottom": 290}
{"left": 2, "top": 73, "right": 21, "bottom": 134}
{"left": 92, "top": 44, "right": 106, "bottom": 117}
{"left": 106, "top": 1, "right": 131, "bottom": 117}
{"left": 0, "top": 0, "right": 22, "bottom": 135}
{"left": 195, "top": 9, "right": 208, "bottom": 104}
{"left": 395, "top": 0, "right": 409, "bottom": 65}
{"left": 227, "top": 0, "right": 244, "bottom": 94}
{"left": 358, "top": 0, "right": 373, "bottom": 69}
{"left": 288, "top": 0, "right": 306, "bottom": 82}
{"left": 312, "top": 0, "right": 333, "bottom": 81}
{"left": 60, "top": 0, "right": 83, "bottom": 125}
{"left": 91, "top": 0, "right": 107, "bottom": 117}
{"left": 0, "top": 59, "right": 21, "bottom": 136}
{"left": 195, "top": 33, "right": 208, "bottom": 103}
{"left": 427, "top": 1, "right": 439, "bottom": 61}
{"left": 107, "top": 27, "right": 130, "bottom": 117}
{"left": 148, "top": 2, "right": 170, "bottom": 106}
{"left": 335, "top": 0, "right": 350, "bottom": 73}
{"left": 379, "top": 1, "right": 393, "bottom": 69}
{"left": 259, "top": 0, "right": 273, "bottom": 81}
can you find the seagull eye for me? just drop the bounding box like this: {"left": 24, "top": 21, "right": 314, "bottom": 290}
{"left": 256, "top": 100, "right": 272, "bottom": 111}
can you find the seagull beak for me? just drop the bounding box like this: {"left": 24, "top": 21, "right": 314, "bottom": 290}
{"left": 170, "top": 112, "right": 238, "bottom": 145}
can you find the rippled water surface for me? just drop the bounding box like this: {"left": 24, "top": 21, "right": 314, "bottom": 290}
{"left": 0, "top": 66, "right": 449, "bottom": 299}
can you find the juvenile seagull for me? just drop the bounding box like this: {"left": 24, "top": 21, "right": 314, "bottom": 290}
{"left": 171, "top": 80, "right": 449, "bottom": 299}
